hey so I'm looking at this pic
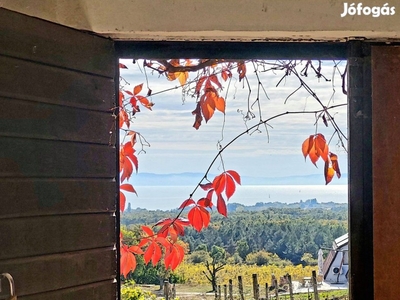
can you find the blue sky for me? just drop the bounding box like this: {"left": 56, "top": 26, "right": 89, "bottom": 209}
{"left": 119, "top": 59, "right": 348, "bottom": 184}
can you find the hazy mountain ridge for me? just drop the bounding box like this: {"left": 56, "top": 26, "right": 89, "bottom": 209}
{"left": 126, "top": 198, "right": 347, "bottom": 213}
{"left": 130, "top": 172, "right": 348, "bottom": 186}
{"left": 227, "top": 198, "right": 347, "bottom": 212}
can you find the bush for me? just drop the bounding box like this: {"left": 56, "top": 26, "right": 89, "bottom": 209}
{"left": 121, "top": 282, "right": 156, "bottom": 300}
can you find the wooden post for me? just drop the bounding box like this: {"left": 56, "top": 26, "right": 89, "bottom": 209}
{"left": 163, "top": 280, "right": 169, "bottom": 300}
{"left": 311, "top": 270, "right": 319, "bottom": 300}
{"left": 238, "top": 275, "right": 244, "bottom": 300}
{"left": 229, "top": 279, "right": 233, "bottom": 300}
{"left": 218, "top": 285, "right": 222, "bottom": 300}
{"left": 265, "top": 283, "right": 269, "bottom": 300}
{"left": 172, "top": 283, "right": 176, "bottom": 299}
{"left": 252, "top": 274, "right": 260, "bottom": 300}
{"left": 287, "top": 274, "right": 294, "bottom": 300}
{"left": 224, "top": 284, "right": 227, "bottom": 300}
{"left": 274, "top": 278, "right": 279, "bottom": 300}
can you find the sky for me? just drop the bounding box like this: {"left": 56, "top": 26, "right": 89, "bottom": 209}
{"left": 119, "top": 59, "right": 348, "bottom": 184}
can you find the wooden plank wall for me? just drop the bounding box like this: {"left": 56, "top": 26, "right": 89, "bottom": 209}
{"left": 0, "top": 9, "right": 117, "bottom": 299}
{"left": 372, "top": 46, "right": 400, "bottom": 300}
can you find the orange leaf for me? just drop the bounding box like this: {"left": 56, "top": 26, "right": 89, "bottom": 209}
{"left": 315, "top": 134, "right": 329, "bottom": 162}
{"left": 330, "top": 152, "right": 341, "bottom": 178}
{"left": 308, "top": 142, "right": 319, "bottom": 167}
{"left": 237, "top": 62, "right": 246, "bottom": 81}
{"left": 215, "top": 97, "right": 226, "bottom": 114}
{"left": 302, "top": 135, "right": 314, "bottom": 159}
{"left": 133, "top": 83, "right": 143, "bottom": 95}
{"left": 324, "top": 160, "right": 335, "bottom": 185}
{"left": 201, "top": 93, "right": 216, "bottom": 122}
{"left": 221, "top": 69, "right": 232, "bottom": 82}
{"left": 136, "top": 95, "right": 154, "bottom": 111}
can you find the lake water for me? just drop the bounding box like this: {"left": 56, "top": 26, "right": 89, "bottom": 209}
{"left": 127, "top": 185, "right": 348, "bottom": 211}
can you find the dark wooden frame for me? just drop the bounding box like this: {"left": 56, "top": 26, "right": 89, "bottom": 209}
{"left": 115, "top": 40, "right": 372, "bottom": 300}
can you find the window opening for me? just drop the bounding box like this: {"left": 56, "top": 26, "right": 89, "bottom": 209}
{"left": 118, "top": 58, "right": 348, "bottom": 300}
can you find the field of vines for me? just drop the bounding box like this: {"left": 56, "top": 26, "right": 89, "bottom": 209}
{"left": 174, "top": 263, "right": 318, "bottom": 286}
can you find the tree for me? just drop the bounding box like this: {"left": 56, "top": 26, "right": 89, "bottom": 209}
{"left": 118, "top": 59, "right": 347, "bottom": 276}
{"left": 237, "top": 239, "right": 250, "bottom": 260}
{"left": 203, "top": 245, "right": 227, "bottom": 292}
{"left": 301, "top": 252, "right": 318, "bottom": 266}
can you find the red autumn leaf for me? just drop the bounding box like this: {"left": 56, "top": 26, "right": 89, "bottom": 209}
{"left": 119, "top": 109, "right": 129, "bottom": 129}
{"left": 188, "top": 206, "right": 210, "bottom": 232}
{"left": 119, "top": 63, "right": 128, "bottom": 69}
{"left": 155, "top": 217, "right": 189, "bottom": 241}
{"left": 200, "top": 183, "right": 213, "bottom": 191}
{"left": 197, "top": 197, "right": 213, "bottom": 208}
{"left": 227, "top": 170, "right": 241, "bottom": 184}
{"left": 216, "top": 194, "right": 227, "bottom": 217}
{"left": 215, "top": 97, "right": 226, "bottom": 114}
{"left": 212, "top": 171, "right": 241, "bottom": 200}
{"left": 209, "top": 74, "right": 222, "bottom": 89}
{"left": 237, "top": 62, "right": 246, "bottom": 81}
{"left": 140, "top": 226, "right": 165, "bottom": 266}
{"left": 212, "top": 173, "right": 226, "bottom": 195}
{"left": 124, "top": 90, "right": 134, "bottom": 96}
{"left": 195, "top": 76, "right": 207, "bottom": 96}
{"left": 122, "top": 142, "right": 138, "bottom": 173}
{"left": 324, "top": 160, "right": 335, "bottom": 185}
{"left": 192, "top": 102, "right": 203, "bottom": 130}
{"left": 302, "top": 135, "right": 314, "bottom": 159}
{"left": 225, "top": 174, "right": 236, "bottom": 199}
{"left": 201, "top": 92, "right": 216, "bottom": 122}
{"left": 302, "top": 134, "right": 330, "bottom": 167}
{"left": 127, "top": 131, "right": 137, "bottom": 146}
{"left": 120, "top": 155, "right": 133, "bottom": 182}
{"left": 119, "top": 91, "right": 124, "bottom": 107}
{"left": 121, "top": 183, "right": 137, "bottom": 195}
{"left": 205, "top": 189, "right": 214, "bottom": 202}
{"left": 179, "top": 198, "right": 196, "bottom": 209}
{"left": 164, "top": 243, "right": 185, "bottom": 270}
{"left": 315, "top": 134, "right": 329, "bottom": 162}
{"left": 330, "top": 152, "right": 341, "bottom": 178}
{"left": 221, "top": 69, "right": 232, "bottom": 82}
{"left": 309, "top": 142, "right": 319, "bottom": 166}
{"left": 120, "top": 191, "right": 126, "bottom": 212}
{"left": 136, "top": 95, "right": 154, "bottom": 110}
{"left": 133, "top": 83, "right": 143, "bottom": 95}
{"left": 120, "top": 244, "right": 136, "bottom": 277}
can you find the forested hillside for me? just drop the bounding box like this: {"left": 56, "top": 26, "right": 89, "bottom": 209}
{"left": 122, "top": 202, "right": 347, "bottom": 265}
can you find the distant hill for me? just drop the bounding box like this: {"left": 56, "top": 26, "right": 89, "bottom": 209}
{"left": 227, "top": 198, "right": 347, "bottom": 212}
{"left": 125, "top": 198, "right": 347, "bottom": 213}
{"left": 130, "top": 172, "right": 348, "bottom": 186}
